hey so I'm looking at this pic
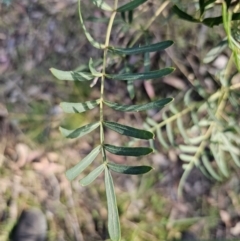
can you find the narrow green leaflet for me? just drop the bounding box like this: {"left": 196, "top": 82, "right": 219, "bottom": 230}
{"left": 90, "top": 0, "right": 113, "bottom": 11}
{"left": 199, "top": 0, "right": 205, "bottom": 16}
{"left": 117, "top": 0, "right": 147, "bottom": 12}
{"left": 203, "top": 39, "right": 228, "bottom": 63}
{"left": 107, "top": 162, "right": 152, "bottom": 175}
{"left": 80, "top": 164, "right": 105, "bottom": 186}
{"left": 60, "top": 99, "right": 100, "bottom": 113}
{"left": 66, "top": 145, "right": 101, "bottom": 181}
{"left": 104, "top": 144, "right": 153, "bottom": 156}
{"left": 172, "top": 5, "right": 199, "bottom": 23}
{"left": 106, "top": 68, "right": 175, "bottom": 81}
{"left": 104, "top": 98, "right": 173, "bottom": 112}
{"left": 50, "top": 68, "right": 93, "bottom": 81}
{"left": 105, "top": 168, "right": 121, "bottom": 241}
{"left": 89, "top": 58, "right": 102, "bottom": 77}
{"left": 60, "top": 122, "right": 100, "bottom": 139}
{"left": 104, "top": 121, "right": 154, "bottom": 139}
{"left": 78, "top": 0, "right": 105, "bottom": 49}
{"left": 108, "top": 41, "right": 173, "bottom": 55}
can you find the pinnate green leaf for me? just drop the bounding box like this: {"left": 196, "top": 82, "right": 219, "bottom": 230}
{"left": 104, "top": 98, "right": 173, "bottom": 112}
{"left": 104, "top": 121, "right": 153, "bottom": 139}
{"left": 60, "top": 122, "right": 100, "bottom": 139}
{"left": 108, "top": 41, "right": 173, "bottom": 55}
{"left": 50, "top": 68, "right": 93, "bottom": 81}
{"left": 107, "top": 162, "right": 152, "bottom": 175}
{"left": 80, "top": 164, "right": 105, "bottom": 186}
{"left": 90, "top": 0, "right": 113, "bottom": 11}
{"left": 104, "top": 144, "right": 153, "bottom": 156}
{"left": 60, "top": 99, "right": 100, "bottom": 113}
{"left": 105, "top": 168, "right": 121, "bottom": 241}
{"left": 106, "top": 68, "right": 175, "bottom": 81}
{"left": 66, "top": 145, "right": 101, "bottom": 181}
{"left": 117, "top": 0, "right": 147, "bottom": 12}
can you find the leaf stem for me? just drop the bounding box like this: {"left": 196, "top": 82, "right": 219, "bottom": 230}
{"left": 100, "top": 1, "right": 118, "bottom": 161}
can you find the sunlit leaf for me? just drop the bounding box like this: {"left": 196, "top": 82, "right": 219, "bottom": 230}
{"left": 104, "top": 98, "right": 173, "bottom": 112}
{"left": 108, "top": 41, "right": 173, "bottom": 55}
{"left": 60, "top": 99, "right": 100, "bottom": 113}
{"left": 105, "top": 168, "right": 121, "bottom": 241}
{"left": 107, "top": 162, "right": 152, "bottom": 175}
{"left": 90, "top": 0, "right": 113, "bottom": 11}
{"left": 104, "top": 144, "right": 153, "bottom": 156}
{"left": 60, "top": 122, "right": 100, "bottom": 139}
{"left": 117, "top": 0, "right": 147, "bottom": 12}
{"left": 104, "top": 121, "right": 154, "bottom": 139}
{"left": 50, "top": 68, "right": 94, "bottom": 81}
{"left": 66, "top": 145, "right": 101, "bottom": 181}
{"left": 106, "top": 68, "right": 175, "bottom": 81}
{"left": 80, "top": 164, "right": 105, "bottom": 186}
{"left": 78, "top": 0, "right": 105, "bottom": 49}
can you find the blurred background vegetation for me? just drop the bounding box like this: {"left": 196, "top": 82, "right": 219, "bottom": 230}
{"left": 1, "top": 0, "right": 240, "bottom": 240}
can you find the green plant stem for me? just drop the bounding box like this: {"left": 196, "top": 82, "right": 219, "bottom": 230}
{"left": 100, "top": 1, "right": 118, "bottom": 162}
{"left": 149, "top": 104, "right": 196, "bottom": 133}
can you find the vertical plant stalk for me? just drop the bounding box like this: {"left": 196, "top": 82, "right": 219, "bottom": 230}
{"left": 100, "top": 2, "right": 118, "bottom": 161}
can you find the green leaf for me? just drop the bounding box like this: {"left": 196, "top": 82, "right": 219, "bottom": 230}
{"left": 203, "top": 39, "right": 228, "bottom": 63}
{"left": 60, "top": 99, "right": 100, "bottom": 113}
{"left": 204, "top": 0, "right": 217, "bottom": 8}
{"left": 105, "top": 168, "right": 121, "bottom": 241}
{"left": 108, "top": 41, "right": 174, "bottom": 55}
{"left": 80, "top": 164, "right": 105, "bottom": 186}
{"left": 90, "top": 0, "right": 113, "bottom": 11}
{"left": 66, "top": 145, "right": 101, "bottom": 181}
{"left": 89, "top": 58, "right": 102, "bottom": 77}
{"left": 107, "top": 162, "right": 152, "bottom": 175}
{"left": 50, "top": 68, "right": 94, "bottom": 81}
{"left": 199, "top": 0, "right": 205, "bottom": 16}
{"left": 104, "top": 121, "right": 153, "bottom": 139}
{"left": 172, "top": 5, "right": 199, "bottom": 23}
{"left": 60, "top": 122, "right": 100, "bottom": 139}
{"left": 78, "top": 0, "right": 105, "bottom": 49}
{"left": 117, "top": 0, "right": 147, "bottom": 12}
{"left": 104, "top": 144, "right": 153, "bottom": 156}
{"left": 104, "top": 98, "right": 173, "bottom": 112}
{"left": 202, "top": 13, "right": 240, "bottom": 27}
{"left": 106, "top": 68, "right": 175, "bottom": 81}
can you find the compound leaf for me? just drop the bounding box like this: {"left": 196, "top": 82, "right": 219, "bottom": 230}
{"left": 66, "top": 145, "right": 101, "bottom": 181}
{"left": 60, "top": 99, "right": 100, "bottom": 113}
{"left": 104, "top": 121, "right": 154, "bottom": 139}
{"left": 80, "top": 164, "right": 105, "bottom": 186}
{"left": 104, "top": 98, "right": 173, "bottom": 112}
{"left": 104, "top": 144, "right": 153, "bottom": 156}
{"left": 105, "top": 168, "right": 121, "bottom": 241}
{"left": 106, "top": 68, "right": 175, "bottom": 81}
{"left": 107, "top": 162, "right": 152, "bottom": 175}
{"left": 60, "top": 122, "right": 100, "bottom": 139}
{"left": 117, "top": 0, "right": 147, "bottom": 12}
{"left": 108, "top": 41, "right": 173, "bottom": 55}
{"left": 50, "top": 68, "right": 94, "bottom": 81}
